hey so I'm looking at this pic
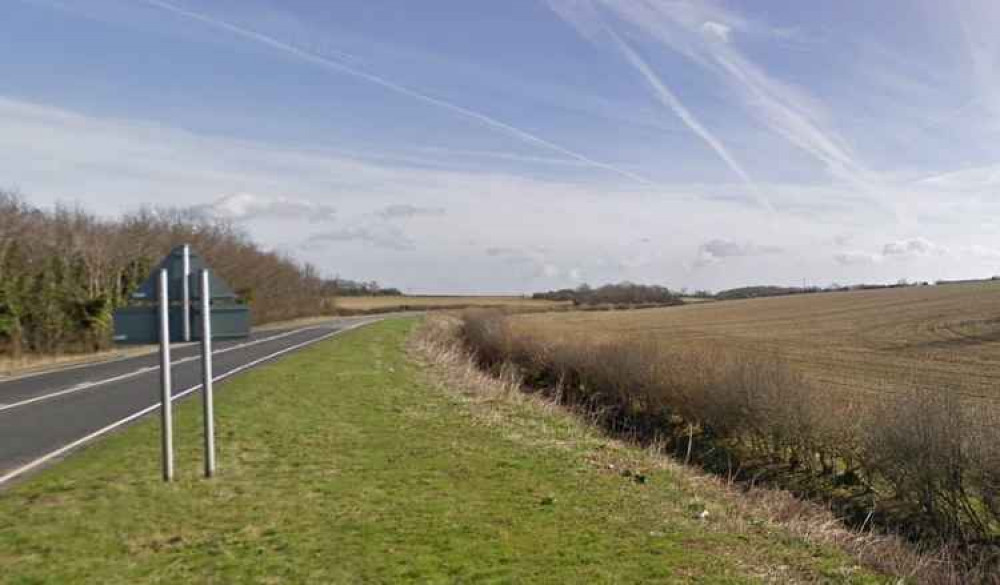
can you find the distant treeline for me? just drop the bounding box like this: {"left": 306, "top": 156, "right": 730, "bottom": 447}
{"left": 532, "top": 283, "right": 682, "bottom": 306}
{"left": 714, "top": 285, "right": 812, "bottom": 300}
{"left": 534, "top": 279, "right": 977, "bottom": 307}
{"left": 714, "top": 281, "right": 939, "bottom": 301}
{"left": 322, "top": 278, "right": 402, "bottom": 297}
{"left": 0, "top": 191, "right": 334, "bottom": 356}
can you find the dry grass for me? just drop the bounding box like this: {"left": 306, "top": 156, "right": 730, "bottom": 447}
{"left": 412, "top": 315, "right": 971, "bottom": 584}
{"left": 0, "top": 344, "right": 159, "bottom": 379}
{"left": 454, "top": 286, "right": 1000, "bottom": 580}
{"left": 511, "top": 282, "right": 1000, "bottom": 399}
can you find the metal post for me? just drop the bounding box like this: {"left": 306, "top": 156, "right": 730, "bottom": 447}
{"left": 158, "top": 268, "right": 174, "bottom": 482}
{"left": 182, "top": 244, "right": 191, "bottom": 342}
{"left": 200, "top": 269, "right": 216, "bottom": 478}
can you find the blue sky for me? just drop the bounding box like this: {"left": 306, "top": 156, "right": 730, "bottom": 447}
{"left": 3, "top": 0, "right": 1000, "bottom": 293}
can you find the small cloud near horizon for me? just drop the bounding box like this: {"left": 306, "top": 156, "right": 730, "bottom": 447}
{"left": 305, "top": 224, "right": 415, "bottom": 251}
{"left": 194, "top": 193, "right": 337, "bottom": 223}
{"left": 694, "top": 238, "right": 782, "bottom": 268}
{"left": 375, "top": 204, "right": 446, "bottom": 220}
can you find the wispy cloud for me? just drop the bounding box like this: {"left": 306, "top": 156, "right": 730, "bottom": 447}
{"left": 882, "top": 237, "right": 948, "bottom": 258}
{"left": 306, "top": 224, "right": 414, "bottom": 251}
{"left": 193, "top": 192, "right": 336, "bottom": 223}
{"left": 482, "top": 245, "right": 579, "bottom": 281}
{"left": 694, "top": 238, "right": 781, "bottom": 267}
{"left": 374, "top": 203, "right": 445, "bottom": 220}
{"left": 137, "top": 0, "right": 658, "bottom": 189}
{"left": 915, "top": 163, "right": 1000, "bottom": 190}
{"left": 608, "top": 31, "right": 770, "bottom": 210}
{"left": 951, "top": 0, "right": 1000, "bottom": 131}
{"left": 834, "top": 237, "right": 997, "bottom": 265}
{"left": 546, "top": 0, "right": 873, "bottom": 191}
{"left": 415, "top": 146, "right": 593, "bottom": 168}
{"left": 701, "top": 21, "right": 731, "bottom": 43}
{"left": 833, "top": 251, "right": 881, "bottom": 266}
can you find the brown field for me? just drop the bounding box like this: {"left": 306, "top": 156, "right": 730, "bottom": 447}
{"left": 462, "top": 281, "right": 1000, "bottom": 551}
{"left": 335, "top": 295, "right": 570, "bottom": 312}
{"left": 509, "top": 282, "right": 1000, "bottom": 399}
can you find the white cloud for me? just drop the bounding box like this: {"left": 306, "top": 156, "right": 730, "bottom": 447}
{"left": 694, "top": 238, "right": 782, "bottom": 267}
{"left": 834, "top": 237, "right": 989, "bottom": 266}
{"left": 916, "top": 164, "right": 1000, "bottom": 190}
{"left": 965, "top": 244, "right": 1000, "bottom": 261}
{"left": 137, "top": 0, "right": 658, "bottom": 189}
{"left": 485, "top": 247, "right": 521, "bottom": 257}
{"left": 701, "top": 21, "right": 732, "bottom": 43}
{"left": 5, "top": 94, "right": 1000, "bottom": 293}
{"left": 482, "top": 245, "right": 586, "bottom": 283}
{"left": 546, "top": 0, "right": 875, "bottom": 192}
{"left": 882, "top": 237, "right": 948, "bottom": 258}
{"left": 834, "top": 251, "right": 881, "bottom": 266}
{"left": 306, "top": 224, "right": 414, "bottom": 251}
{"left": 375, "top": 204, "right": 445, "bottom": 220}
{"left": 195, "top": 192, "right": 336, "bottom": 222}
{"left": 607, "top": 31, "right": 769, "bottom": 209}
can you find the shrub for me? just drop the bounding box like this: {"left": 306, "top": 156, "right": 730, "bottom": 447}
{"left": 457, "top": 310, "right": 1000, "bottom": 561}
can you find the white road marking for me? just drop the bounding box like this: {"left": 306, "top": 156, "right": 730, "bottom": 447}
{"left": 0, "top": 319, "right": 376, "bottom": 487}
{"left": 0, "top": 326, "right": 332, "bottom": 413}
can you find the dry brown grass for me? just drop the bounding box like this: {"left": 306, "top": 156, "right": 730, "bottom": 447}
{"left": 0, "top": 344, "right": 159, "bottom": 379}
{"left": 454, "top": 285, "right": 1000, "bottom": 579}
{"left": 413, "top": 314, "right": 979, "bottom": 584}
{"left": 335, "top": 295, "right": 569, "bottom": 312}
{"left": 511, "top": 281, "right": 1000, "bottom": 400}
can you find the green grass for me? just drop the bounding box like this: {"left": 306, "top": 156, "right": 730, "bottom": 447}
{"left": 0, "top": 319, "right": 885, "bottom": 584}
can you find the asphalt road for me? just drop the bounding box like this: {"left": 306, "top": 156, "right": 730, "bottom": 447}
{"left": 0, "top": 316, "right": 381, "bottom": 487}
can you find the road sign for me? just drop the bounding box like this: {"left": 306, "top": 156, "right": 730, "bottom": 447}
{"left": 113, "top": 245, "right": 250, "bottom": 344}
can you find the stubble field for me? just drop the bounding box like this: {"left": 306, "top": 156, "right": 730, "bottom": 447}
{"left": 457, "top": 281, "right": 1000, "bottom": 556}
{"left": 509, "top": 281, "right": 1000, "bottom": 400}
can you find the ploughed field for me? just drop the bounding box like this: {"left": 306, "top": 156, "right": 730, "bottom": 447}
{"left": 509, "top": 282, "right": 1000, "bottom": 399}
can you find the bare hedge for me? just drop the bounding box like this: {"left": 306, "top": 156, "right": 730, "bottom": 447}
{"left": 459, "top": 309, "right": 1000, "bottom": 567}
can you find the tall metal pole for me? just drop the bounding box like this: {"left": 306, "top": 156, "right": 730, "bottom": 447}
{"left": 158, "top": 268, "right": 174, "bottom": 482}
{"left": 200, "top": 269, "right": 216, "bottom": 478}
{"left": 182, "top": 244, "right": 191, "bottom": 342}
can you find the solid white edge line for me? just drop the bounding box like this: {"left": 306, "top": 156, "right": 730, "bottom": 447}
{"left": 0, "top": 325, "right": 333, "bottom": 413}
{"left": 0, "top": 319, "right": 376, "bottom": 487}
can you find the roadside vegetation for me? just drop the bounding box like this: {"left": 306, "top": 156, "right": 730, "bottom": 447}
{"left": 456, "top": 291, "right": 1000, "bottom": 581}
{"left": 0, "top": 191, "right": 334, "bottom": 358}
{"left": 1, "top": 319, "right": 888, "bottom": 583}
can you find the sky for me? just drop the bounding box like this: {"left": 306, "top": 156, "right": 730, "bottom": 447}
{"left": 2, "top": 0, "right": 1000, "bottom": 293}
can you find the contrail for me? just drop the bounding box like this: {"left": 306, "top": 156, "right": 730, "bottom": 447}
{"left": 137, "top": 0, "right": 657, "bottom": 187}
{"left": 608, "top": 31, "right": 772, "bottom": 211}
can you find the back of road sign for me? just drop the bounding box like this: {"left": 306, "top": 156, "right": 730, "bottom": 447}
{"left": 112, "top": 246, "right": 251, "bottom": 344}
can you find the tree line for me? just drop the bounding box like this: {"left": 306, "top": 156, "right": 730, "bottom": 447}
{"left": 0, "top": 191, "right": 335, "bottom": 357}
{"left": 321, "top": 278, "right": 401, "bottom": 297}
{"left": 532, "top": 282, "right": 682, "bottom": 306}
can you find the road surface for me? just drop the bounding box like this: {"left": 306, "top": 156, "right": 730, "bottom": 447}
{"left": 0, "top": 316, "right": 381, "bottom": 487}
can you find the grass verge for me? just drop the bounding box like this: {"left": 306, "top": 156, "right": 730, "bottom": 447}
{"left": 1, "top": 318, "right": 885, "bottom": 583}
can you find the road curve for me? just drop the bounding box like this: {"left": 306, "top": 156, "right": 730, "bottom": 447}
{"left": 0, "top": 316, "right": 382, "bottom": 487}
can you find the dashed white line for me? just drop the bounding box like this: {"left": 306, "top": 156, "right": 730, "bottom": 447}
{"left": 0, "top": 319, "right": 376, "bottom": 487}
